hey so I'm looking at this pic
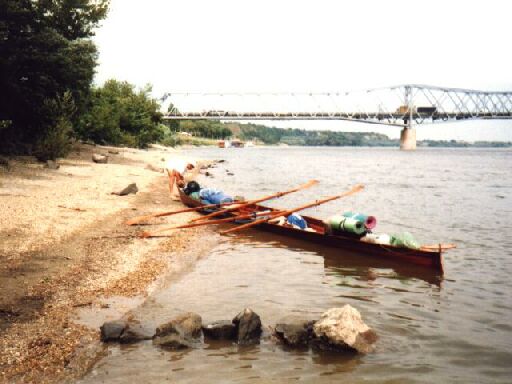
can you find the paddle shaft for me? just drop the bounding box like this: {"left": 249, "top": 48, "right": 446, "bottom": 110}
{"left": 125, "top": 201, "right": 239, "bottom": 226}
{"left": 140, "top": 209, "right": 284, "bottom": 237}
{"left": 221, "top": 184, "right": 364, "bottom": 235}
{"left": 189, "top": 179, "right": 319, "bottom": 223}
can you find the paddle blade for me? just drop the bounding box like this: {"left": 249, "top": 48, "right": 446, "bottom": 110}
{"left": 126, "top": 215, "right": 154, "bottom": 226}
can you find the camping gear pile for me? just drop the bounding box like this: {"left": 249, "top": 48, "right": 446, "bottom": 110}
{"left": 323, "top": 210, "right": 420, "bottom": 249}
{"left": 184, "top": 181, "right": 234, "bottom": 205}
{"left": 126, "top": 177, "right": 454, "bottom": 274}
{"left": 182, "top": 181, "right": 422, "bottom": 250}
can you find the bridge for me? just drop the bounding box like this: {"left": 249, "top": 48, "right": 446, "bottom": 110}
{"left": 161, "top": 85, "right": 512, "bottom": 150}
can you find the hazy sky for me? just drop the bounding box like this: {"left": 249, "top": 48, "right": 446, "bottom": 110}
{"left": 93, "top": 0, "right": 512, "bottom": 141}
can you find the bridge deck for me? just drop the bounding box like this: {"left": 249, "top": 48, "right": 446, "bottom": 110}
{"left": 163, "top": 112, "right": 512, "bottom": 122}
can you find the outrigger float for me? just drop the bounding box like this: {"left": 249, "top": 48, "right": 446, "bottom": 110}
{"left": 127, "top": 180, "right": 454, "bottom": 274}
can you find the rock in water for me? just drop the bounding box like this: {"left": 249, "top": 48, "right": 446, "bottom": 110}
{"left": 202, "top": 320, "right": 236, "bottom": 340}
{"left": 232, "top": 308, "right": 262, "bottom": 344}
{"left": 312, "top": 305, "right": 377, "bottom": 353}
{"left": 274, "top": 320, "right": 315, "bottom": 347}
{"left": 112, "top": 183, "right": 138, "bottom": 196}
{"left": 156, "top": 312, "right": 202, "bottom": 338}
{"left": 154, "top": 312, "right": 202, "bottom": 349}
{"left": 92, "top": 154, "right": 108, "bottom": 164}
{"left": 153, "top": 334, "right": 195, "bottom": 349}
{"left": 119, "top": 322, "right": 154, "bottom": 343}
{"left": 100, "top": 320, "right": 127, "bottom": 342}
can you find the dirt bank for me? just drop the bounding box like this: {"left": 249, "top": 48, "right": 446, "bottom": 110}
{"left": 0, "top": 144, "right": 206, "bottom": 383}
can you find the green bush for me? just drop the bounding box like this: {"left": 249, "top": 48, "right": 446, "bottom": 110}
{"left": 33, "top": 92, "right": 76, "bottom": 161}
{"left": 34, "top": 117, "right": 73, "bottom": 161}
{"left": 160, "top": 134, "right": 183, "bottom": 147}
{"left": 77, "top": 80, "right": 163, "bottom": 148}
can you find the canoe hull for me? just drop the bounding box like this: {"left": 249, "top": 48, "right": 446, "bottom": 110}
{"left": 178, "top": 190, "right": 444, "bottom": 273}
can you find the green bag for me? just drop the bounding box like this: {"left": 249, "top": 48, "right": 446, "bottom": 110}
{"left": 391, "top": 232, "right": 420, "bottom": 249}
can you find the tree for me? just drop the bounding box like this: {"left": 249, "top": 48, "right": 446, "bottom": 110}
{"left": 0, "top": 0, "right": 109, "bottom": 154}
{"left": 77, "top": 80, "right": 164, "bottom": 148}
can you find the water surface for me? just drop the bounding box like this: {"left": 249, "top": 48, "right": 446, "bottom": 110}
{"left": 80, "top": 147, "right": 512, "bottom": 383}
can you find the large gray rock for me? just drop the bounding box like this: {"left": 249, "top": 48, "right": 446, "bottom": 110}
{"left": 100, "top": 320, "right": 126, "bottom": 342}
{"left": 232, "top": 308, "right": 262, "bottom": 345}
{"left": 154, "top": 312, "right": 202, "bottom": 349}
{"left": 274, "top": 320, "right": 315, "bottom": 347}
{"left": 92, "top": 153, "right": 108, "bottom": 164}
{"left": 312, "top": 305, "right": 377, "bottom": 353}
{"left": 202, "top": 320, "right": 236, "bottom": 340}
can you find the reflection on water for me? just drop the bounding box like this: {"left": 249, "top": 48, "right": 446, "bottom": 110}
{"left": 79, "top": 147, "right": 512, "bottom": 384}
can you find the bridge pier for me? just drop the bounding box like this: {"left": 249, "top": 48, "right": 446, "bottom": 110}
{"left": 400, "top": 127, "right": 416, "bottom": 150}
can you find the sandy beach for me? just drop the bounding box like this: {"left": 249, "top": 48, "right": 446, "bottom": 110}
{"left": 0, "top": 143, "right": 207, "bottom": 383}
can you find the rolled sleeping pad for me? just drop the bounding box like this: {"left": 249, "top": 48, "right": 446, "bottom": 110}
{"left": 343, "top": 211, "right": 377, "bottom": 230}
{"left": 327, "top": 215, "right": 366, "bottom": 235}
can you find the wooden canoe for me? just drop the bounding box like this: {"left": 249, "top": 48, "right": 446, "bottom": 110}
{"left": 179, "top": 189, "right": 445, "bottom": 274}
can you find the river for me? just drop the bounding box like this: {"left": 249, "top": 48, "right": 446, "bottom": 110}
{"left": 78, "top": 146, "right": 512, "bottom": 383}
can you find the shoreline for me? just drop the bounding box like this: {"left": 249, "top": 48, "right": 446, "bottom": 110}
{"left": 0, "top": 144, "right": 207, "bottom": 383}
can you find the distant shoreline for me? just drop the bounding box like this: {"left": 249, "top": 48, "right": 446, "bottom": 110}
{"left": 176, "top": 141, "right": 512, "bottom": 149}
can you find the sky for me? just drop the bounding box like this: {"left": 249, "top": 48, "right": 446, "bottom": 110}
{"left": 93, "top": 0, "right": 512, "bottom": 141}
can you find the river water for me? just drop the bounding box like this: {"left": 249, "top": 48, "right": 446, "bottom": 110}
{"left": 79, "top": 147, "right": 512, "bottom": 383}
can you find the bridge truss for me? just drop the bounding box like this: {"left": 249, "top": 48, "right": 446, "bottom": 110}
{"left": 161, "top": 85, "right": 512, "bottom": 127}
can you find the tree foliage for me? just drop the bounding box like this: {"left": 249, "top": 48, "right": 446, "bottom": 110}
{"left": 176, "top": 120, "right": 232, "bottom": 139}
{"left": 77, "top": 80, "right": 164, "bottom": 148}
{"left": 0, "top": 0, "right": 109, "bottom": 154}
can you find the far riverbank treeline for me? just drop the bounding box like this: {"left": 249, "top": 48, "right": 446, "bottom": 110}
{"left": 165, "top": 121, "right": 512, "bottom": 148}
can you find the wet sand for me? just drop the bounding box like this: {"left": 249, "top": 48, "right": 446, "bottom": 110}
{"left": 0, "top": 144, "right": 206, "bottom": 383}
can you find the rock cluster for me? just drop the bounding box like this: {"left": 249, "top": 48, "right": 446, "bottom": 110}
{"left": 99, "top": 305, "right": 377, "bottom": 355}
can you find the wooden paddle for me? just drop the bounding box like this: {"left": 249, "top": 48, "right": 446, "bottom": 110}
{"left": 139, "top": 209, "right": 284, "bottom": 238}
{"left": 221, "top": 184, "right": 365, "bottom": 235}
{"left": 420, "top": 243, "right": 457, "bottom": 251}
{"left": 126, "top": 179, "right": 318, "bottom": 226}
{"left": 125, "top": 201, "right": 240, "bottom": 226}
{"left": 189, "top": 179, "right": 319, "bottom": 223}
